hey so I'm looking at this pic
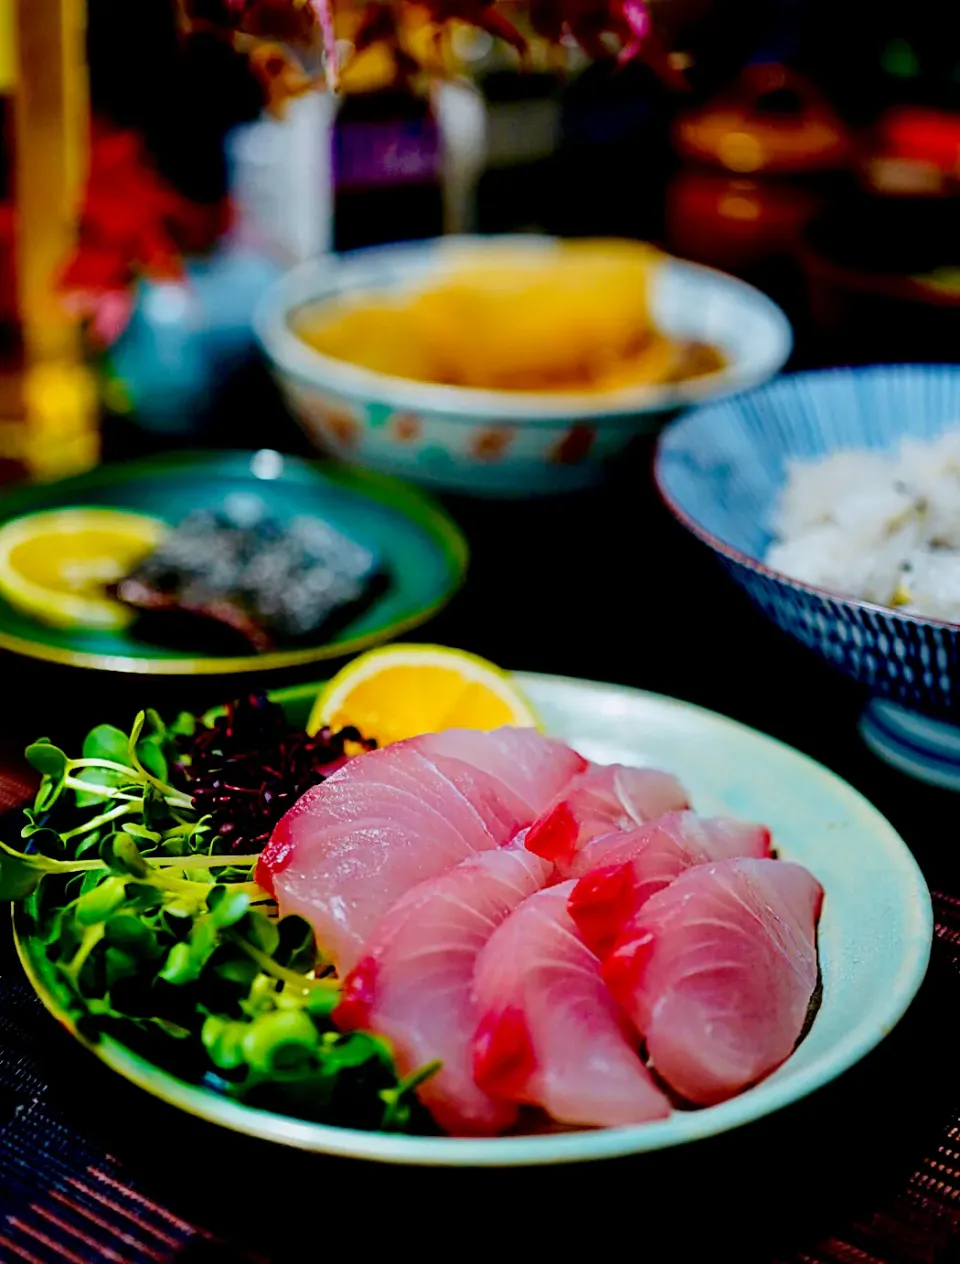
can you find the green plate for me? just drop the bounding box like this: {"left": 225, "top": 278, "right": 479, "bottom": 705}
{"left": 0, "top": 451, "right": 467, "bottom": 675}
{"left": 12, "top": 674, "right": 933, "bottom": 1166}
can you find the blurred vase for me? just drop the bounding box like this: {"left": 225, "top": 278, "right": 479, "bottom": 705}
{"left": 102, "top": 245, "right": 282, "bottom": 436}
{"left": 102, "top": 92, "right": 327, "bottom": 440}
{"left": 666, "top": 63, "right": 850, "bottom": 307}
{"left": 332, "top": 83, "right": 445, "bottom": 252}
{"left": 226, "top": 92, "right": 335, "bottom": 264}
{"left": 433, "top": 78, "right": 486, "bottom": 235}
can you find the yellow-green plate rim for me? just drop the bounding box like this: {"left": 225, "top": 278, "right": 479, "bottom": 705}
{"left": 0, "top": 456, "right": 468, "bottom": 675}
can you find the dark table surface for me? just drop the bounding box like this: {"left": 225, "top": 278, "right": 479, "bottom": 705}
{"left": 0, "top": 372, "right": 958, "bottom": 1263}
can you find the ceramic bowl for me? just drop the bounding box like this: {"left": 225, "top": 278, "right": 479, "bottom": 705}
{"left": 655, "top": 363, "right": 960, "bottom": 789}
{"left": 254, "top": 236, "right": 792, "bottom": 497}
{"left": 15, "top": 673, "right": 932, "bottom": 1164}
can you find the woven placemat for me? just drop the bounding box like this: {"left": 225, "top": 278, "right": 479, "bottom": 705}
{"left": 0, "top": 768, "right": 957, "bottom": 1264}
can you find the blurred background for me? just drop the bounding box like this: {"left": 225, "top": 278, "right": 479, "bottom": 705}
{"left": 2, "top": 0, "right": 959, "bottom": 473}
{"left": 2, "top": 18, "right": 960, "bottom": 1260}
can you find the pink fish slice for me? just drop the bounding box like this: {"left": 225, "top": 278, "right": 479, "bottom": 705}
{"left": 567, "top": 812, "right": 773, "bottom": 956}
{"left": 603, "top": 857, "right": 823, "bottom": 1107}
{"left": 524, "top": 762, "right": 690, "bottom": 873}
{"left": 256, "top": 727, "right": 584, "bottom": 972}
{"left": 472, "top": 881, "right": 672, "bottom": 1129}
{"left": 335, "top": 843, "right": 552, "bottom": 1136}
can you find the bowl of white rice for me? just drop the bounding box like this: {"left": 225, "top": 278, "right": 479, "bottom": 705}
{"left": 654, "top": 364, "right": 960, "bottom": 789}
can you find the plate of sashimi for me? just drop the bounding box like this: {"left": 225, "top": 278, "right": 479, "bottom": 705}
{"left": 8, "top": 670, "right": 933, "bottom": 1166}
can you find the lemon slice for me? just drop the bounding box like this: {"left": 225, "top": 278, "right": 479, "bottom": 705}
{"left": 308, "top": 644, "right": 540, "bottom": 745}
{"left": 0, "top": 507, "right": 167, "bottom": 630}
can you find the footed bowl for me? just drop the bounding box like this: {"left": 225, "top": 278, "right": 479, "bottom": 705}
{"left": 655, "top": 364, "right": 960, "bottom": 790}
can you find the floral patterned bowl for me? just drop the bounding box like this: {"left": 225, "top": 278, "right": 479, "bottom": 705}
{"left": 254, "top": 236, "right": 792, "bottom": 497}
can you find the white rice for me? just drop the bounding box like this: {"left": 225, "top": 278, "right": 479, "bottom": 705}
{"left": 765, "top": 426, "right": 960, "bottom": 621}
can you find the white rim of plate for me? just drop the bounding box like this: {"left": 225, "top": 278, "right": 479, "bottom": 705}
{"left": 16, "top": 673, "right": 932, "bottom": 1167}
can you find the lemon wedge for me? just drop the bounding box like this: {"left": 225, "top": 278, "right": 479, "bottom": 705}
{"left": 0, "top": 508, "right": 167, "bottom": 630}
{"left": 308, "top": 644, "right": 540, "bottom": 745}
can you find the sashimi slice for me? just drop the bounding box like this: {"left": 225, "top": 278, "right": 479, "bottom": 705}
{"left": 256, "top": 727, "right": 583, "bottom": 971}
{"left": 472, "top": 881, "right": 672, "bottom": 1128}
{"left": 334, "top": 842, "right": 552, "bottom": 1136}
{"left": 524, "top": 763, "right": 690, "bottom": 872}
{"left": 415, "top": 728, "right": 588, "bottom": 825}
{"left": 568, "top": 812, "right": 773, "bottom": 956}
{"left": 603, "top": 858, "right": 823, "bottom": 1106}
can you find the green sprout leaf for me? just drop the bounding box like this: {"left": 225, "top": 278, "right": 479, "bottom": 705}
{"left": 0, "top": 844, "right": 51, "bottom": 900}
{"left": 170, "top": 711, "right": 196, "bottom": 739}
{"left": 124, "top": 822, "right": 162, "bottom": 844}
{"left": 213, "top": 949, "right": 260, "bottom": 988}
{"left": 126, "top": 712, "right": 172, "bottom": 791}
{"left": 137, "top": 740, "right": 168, "bottom": 784}
{"left": 323, "top": 1030, "right": 393, "bottom": 1072}
{"left": 103, "top": 910, "right": 160, "bottom": 956}
{"left": 142, "top": 709, "right": 167, "bottom": 743}
{"left": 74, "top": 875, "right": 129, "bottom": 927}
{"left": 101, "top": 832, "right": 149, "bottom": 879}
{"left": 380, "top": 1060, "right": 441, "bottom": 1131}
{"left": 26, "top": 740, "right": 69, "bottom": 812}
{"left": 207, "top": 885, "right": 251, "bottom": 929}
{"left": 141, "top": 784, "right": 169, "bottom": 832}
{"left": 8, "top": 697, "right": 422, "bottom": 1136}
{"left": 124, "top": 880, "right": 164, "bottom": 913}
{"left": 83, "top": 724, "right": 131, "bottom": 765}
{"left": 241, "top": 1010, "right": 319, "bottom": 1074}
{"left": 20, "top": 825, "right": 65, "bottom": 858}
{"left": 72, "top": 766, "right": 129, "bottom": 810}
{"left": 25, "top": 739, "right": 68, "bottom": 781}
{"left": 242, "top": 909, "right": 280, "bottom": 957}
{"left": 158, "top": 941, "right": 201, "bottom": 986}
{"left": 305, "top": 986, "right": 341, "bottom": 1019}
{"left": 202, "top": 1015, "right": 249, "bottom": 1071}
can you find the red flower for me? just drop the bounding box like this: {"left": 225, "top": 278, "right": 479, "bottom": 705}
{"left": 59, "top": 122, "right": 230, "bottom": 345}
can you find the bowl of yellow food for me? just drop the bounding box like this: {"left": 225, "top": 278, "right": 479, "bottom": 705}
{"left": 255, "top": 236, "right": 792, "bottom": 496}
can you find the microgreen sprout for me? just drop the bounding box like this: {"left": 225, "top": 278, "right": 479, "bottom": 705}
{"left": 3, "top": 696, "right": 436, "bottom": 1134}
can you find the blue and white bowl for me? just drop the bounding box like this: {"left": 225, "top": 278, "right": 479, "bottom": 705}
{"left": 254, "top": 236, "right": 792, "bottom": 497}
{"left": 655, "top": 364, "right": 960, "bottom": 790}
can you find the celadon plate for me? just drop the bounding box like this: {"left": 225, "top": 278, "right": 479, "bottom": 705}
{"left": 13, "top": 673, "right": 932, "bottom": 1166}
{"left": 0, "top": 451, "right": 467, "bottom": 675}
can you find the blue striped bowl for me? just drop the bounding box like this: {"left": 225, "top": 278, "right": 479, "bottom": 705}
{"left": 655, "top": 364, "right": 960, "bottom": 790}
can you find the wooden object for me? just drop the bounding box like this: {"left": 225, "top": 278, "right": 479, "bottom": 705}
{"left": 0, "top": 0, "right": 98, "bottom": 481}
